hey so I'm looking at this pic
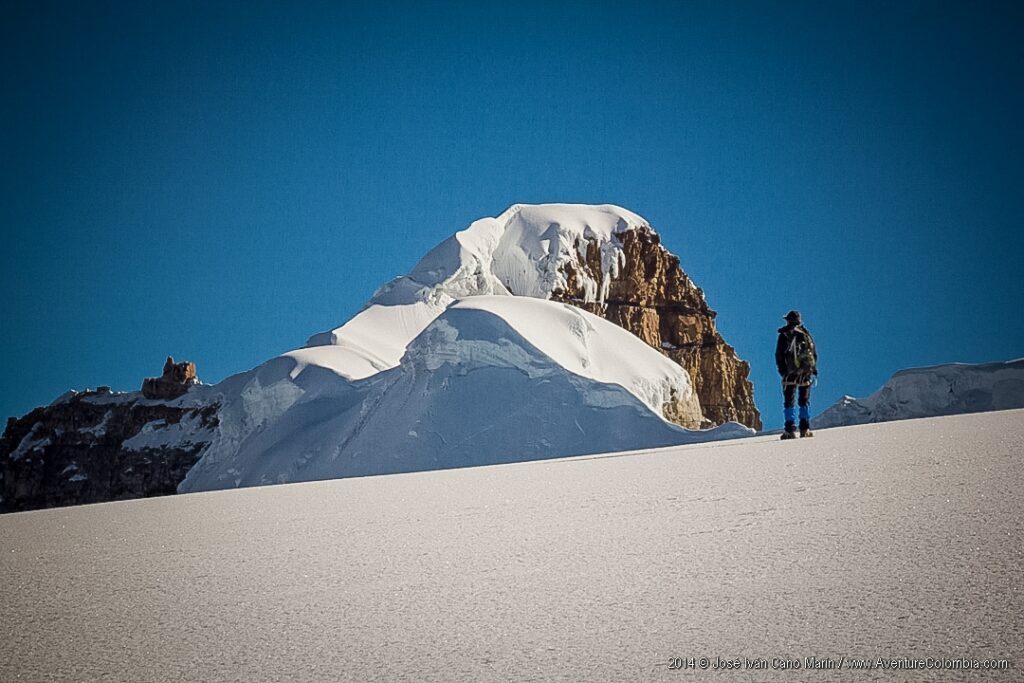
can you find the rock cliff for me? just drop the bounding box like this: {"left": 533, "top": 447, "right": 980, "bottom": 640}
{"left": 553, "top": 225, "right": 761, "bottom": 430}
{"left": 1, "top": 385, "right": 216, "bottom": 514}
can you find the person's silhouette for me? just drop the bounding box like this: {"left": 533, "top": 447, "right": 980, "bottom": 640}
{"left": 775, "top": 310, "right": 818, "bottom": 439}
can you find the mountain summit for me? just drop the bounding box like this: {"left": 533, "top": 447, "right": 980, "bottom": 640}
{"left": 2, "top": 204, "right": 758, "bottom": 511}
{"left": 304, "top": 203, "right": 760, "bottom": 429}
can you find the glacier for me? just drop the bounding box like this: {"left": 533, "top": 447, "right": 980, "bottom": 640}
{"left": 814, "top": 358, "right": 1024, "bottom": 429}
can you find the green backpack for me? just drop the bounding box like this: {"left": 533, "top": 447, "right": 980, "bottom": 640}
{"left": 786, "top": 328, "right": 817, "bottom": 374}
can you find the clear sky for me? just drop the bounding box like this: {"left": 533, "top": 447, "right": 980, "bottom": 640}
{"left": 3, "top": 1, "right": 1022, "bottom": 429}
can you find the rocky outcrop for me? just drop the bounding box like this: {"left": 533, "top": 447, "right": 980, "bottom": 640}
{"left": 553, "top": 226, "right": 761, "bottom": 430}
{"left": 142, "top": 356, "right": 199, "bottom": 400}
{"left": 0, "top": 390, "right": 218, "bottom": 513}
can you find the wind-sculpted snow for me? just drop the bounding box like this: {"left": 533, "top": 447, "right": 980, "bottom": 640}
{"left": 181, "top": 298, "right": 749, "bottom": 492}
{"left": 815, "top": 358, "right": 1024, "bottom": 428}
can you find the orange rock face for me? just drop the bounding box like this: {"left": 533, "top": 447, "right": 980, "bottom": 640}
{"left": 141, "top": 356, "right": 199, "bottom": 400}
{"left": 553, "top": 226, "right": 762, "bottom": 431}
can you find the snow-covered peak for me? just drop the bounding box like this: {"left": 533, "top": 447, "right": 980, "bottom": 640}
{"left": 370, "top": 203, "right": 649, "bottom": 308}
{"left": 303, "top": 204, "right": 654, "bottom": 380}
{"left": 814, "top": 359, "right": 1024, "bottom": 429}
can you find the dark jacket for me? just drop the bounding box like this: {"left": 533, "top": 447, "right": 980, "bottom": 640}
{"left": 776, "top": 324, "right": 817, "bottom": 385}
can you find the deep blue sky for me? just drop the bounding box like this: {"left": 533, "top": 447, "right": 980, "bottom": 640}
{"left": 3, "top": 1, "right": 1022, "bottom": 429}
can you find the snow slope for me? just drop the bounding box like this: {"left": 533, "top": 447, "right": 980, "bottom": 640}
{"left": 5, "top": 410, "right": 1022, "bottom": 682}
{"left": 181, "top": 297, "right": 747, "bottom": 492}
{"left": 814, "top": 358, "right": 1024, "bottom": 428}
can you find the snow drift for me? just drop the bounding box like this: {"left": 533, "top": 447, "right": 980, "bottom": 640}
{"left": 814, "top": 358, "right": 1024, "bottom": 429}
{"left": 181, "top": 297, "right": 748, "bottom": 492}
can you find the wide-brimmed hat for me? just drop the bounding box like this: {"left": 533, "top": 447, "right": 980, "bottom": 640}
{"left": 784, "top": 310, "right": 801, "bottom": 322}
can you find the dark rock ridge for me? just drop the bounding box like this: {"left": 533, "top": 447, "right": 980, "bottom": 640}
{"left": 553, "top": 226, "right": 762, "bottom": 430}
{"left": 1, "top": 375, "right": 216, "bottom": 514}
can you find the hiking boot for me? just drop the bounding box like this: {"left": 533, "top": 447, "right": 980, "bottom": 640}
{"left": 780, "top": 430, "right": 798, "bottom": 440}
{"left": 800, "top": 428, "right": 814, "bottom": 438}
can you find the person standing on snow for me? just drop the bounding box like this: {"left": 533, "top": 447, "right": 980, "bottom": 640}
{"left": 775, "top": 310, "right": 818, "bottom": 439}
